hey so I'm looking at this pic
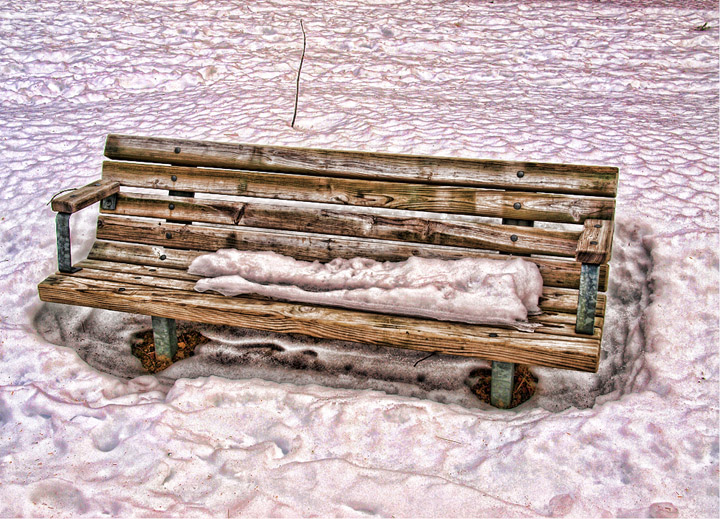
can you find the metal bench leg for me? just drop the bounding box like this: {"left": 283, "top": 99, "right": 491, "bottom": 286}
{"left": 56, "top": 212, "right": 81, "bottom": 273}
{"left": 489, "top": 217, "right": 530, "bottom": 409}
{"left": 152, "top": 316, "right": 178, "bottom": 360}
{"left": 491, "top": 361, "right": 515, "bottom": 409}
{"left": 576, "top": 264, "right": 600, "bottom": 335}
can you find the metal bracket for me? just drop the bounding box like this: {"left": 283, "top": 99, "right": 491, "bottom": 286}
{"left": 576, "top": 263, "right": 599, "bottom": 334}
{"left": 491, "top": 361, "right": 515, "bottom": 409}
{"left": 152, "top": 316, "right": 178, "bottom": 360}
{"left": 100, "top": 193, "right": 118, "bottom": 210}
{"left": 56, "top": 212, "right": 81, "bottom": 273}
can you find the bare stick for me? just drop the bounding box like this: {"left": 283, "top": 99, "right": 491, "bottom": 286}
{"left": 291, "top": 20, "right": 306, "bottom": 128}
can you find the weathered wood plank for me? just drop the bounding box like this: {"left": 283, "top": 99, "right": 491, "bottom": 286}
{"left": 102, "top": 162, "right": 615, "bottom": 224}
{"left": 101, "top": 199, "right": 581, "bottom": 257}
{"left": 576, "top": 219, "right": 614, "bottom": 264}
{"left": 77, "top": 259, "right": 606, "bottom": 319}
{"left": 86, "top": 239, "right": 610, "bottom": 291}
{"left": 67, "top": 266, "right": 603, "bottom": 338}
{"left": 38, "top": 274, "right": 601, "bottom": 372}
{"left": 104, "top": 135, "right": 619, "bottom": 197}
{"left": 51, "top": 180, "right": 120, "bottom": 214}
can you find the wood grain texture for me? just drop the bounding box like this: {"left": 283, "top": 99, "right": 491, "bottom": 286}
{"left": 576, "top": 219, "right": 614, "bottom": 263}
{"left": 51, "top": 180, "right": 120, "bottom": 213}
{"left": 67, "top": 266, "right": 603, "bottom": 337}
{"left": 102, "top": 162, "right": 615, "bottom": 224}
{"left": 102, "top": 198, "right": 581, "bottom": 257}
{"left": 86, "top": 239, "right": 609, "bottom": 291}
{"left": 104, "top": 134, "right": 619, "bottom": 196}
{"left": 39, "top": 273, "right": 601, "bottom": 372}
{"left": 73, "top": 259, "right": 605, "bottom": 316}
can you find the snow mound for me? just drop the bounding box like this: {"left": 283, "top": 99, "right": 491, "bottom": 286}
{"left": 190, "top": 251, "right": 544, "bottom": 330}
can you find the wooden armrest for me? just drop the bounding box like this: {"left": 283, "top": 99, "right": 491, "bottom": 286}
{"left": 575, "top": 219, "right": 613, "bottom": 264}
{"left": 51, "top": 180, "right": 120, "bottom": 214}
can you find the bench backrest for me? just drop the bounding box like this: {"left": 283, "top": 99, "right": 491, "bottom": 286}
{"left": 96, "top": 135, "right": 617, "bottom": 295}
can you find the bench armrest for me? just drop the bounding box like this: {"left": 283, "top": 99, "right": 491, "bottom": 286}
{"left": 51, "top": 179, "right": 120, "bottom": 214}
{"left": 52, "top": 179, "right": 119, "bottom": 273}
{"left": 575, "top": 219, "right": 613, "bottom": 264}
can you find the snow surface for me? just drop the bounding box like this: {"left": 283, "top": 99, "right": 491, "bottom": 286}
{"left": 190, "top": 251, "right": 543, "bottom": 329}
{"left": 1, "top": 0, "right": 718, "bottom": 516}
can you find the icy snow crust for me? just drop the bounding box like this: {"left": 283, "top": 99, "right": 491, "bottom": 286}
{"left": 1, "top": 0, "right": 718, "bottom": 516}
{"left": 190, "top": 251, "right": 544, "bottom": 330}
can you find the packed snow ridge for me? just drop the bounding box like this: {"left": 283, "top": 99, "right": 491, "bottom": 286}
{"left": 189, "top": 250, "right": 544, "bottom": 330}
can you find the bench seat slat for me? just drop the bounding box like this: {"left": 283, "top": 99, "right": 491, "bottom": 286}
{"left": 105, "top": 135, "right": 619, "bottom": 197}
{"left": 86, "top": 240, "right": 609, "bottom": 291}
{"left": 103, "top": 162, "right": 616, "bottom": 224}
{"left": 39, "top": 273, "right": 601, "bottom": 372}
{"left": 100, "top": 202, "right": 581, "bottom": 258}
{"left": 74, "top": 258, "right": 605, "bottom": 317}
{"left": 67, "top": 265, "right": 604, "bottom": 336}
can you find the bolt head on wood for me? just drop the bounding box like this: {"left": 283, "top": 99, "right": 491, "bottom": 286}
{"left": 174, "top": 147, "right": 181, "bottom": 154}
{"left": 513, "top": 202, "right": 521, "bottom": 209}
{"left": 516, "top": 171, "right": 525, "bottom": 178}
{"left": 510, "top": 235, "right": 518, "bottom": 242}
{"left": 171, "top": 175, "right": 177, "bottom": 182}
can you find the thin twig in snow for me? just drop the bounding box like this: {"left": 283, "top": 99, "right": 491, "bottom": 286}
{"left": 413, "top": 351, "right": 436, "bottom": 367}
{"left": 291, "top": 20, "right": 306, "bottom": 128}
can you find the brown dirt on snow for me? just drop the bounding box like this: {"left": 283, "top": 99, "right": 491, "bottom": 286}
{"left": 471, "top": 364, "right": 538, "bottom": 408}
{"left": 131, "top": 328, "right": 209, "bottom": 373}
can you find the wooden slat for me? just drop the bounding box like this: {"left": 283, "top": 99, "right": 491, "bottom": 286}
{"left": 74, "top": 259, "right": 605, "bottom": 317}
{"left": 576, "top": 219, "right": 614, "bottom": 264}
{"left": 87, "top": 239, "right": 610, "bottom": 291}
{"left": 102, "top": 162, "right": 615, "bottom": 224}
{"left": 104, "top": 134, "right": 619, "bottom": 197}
{"left": 38, "top": 274, "right": 601, "bottom": 372}
{"left": 67, "top": 266, "right": 603, "bottom": 338}
{"left": 102, "top": 198, "right": 581, "bottom": 257}
{"left": 51, "top": 180, "right": 120, "bottom": 214}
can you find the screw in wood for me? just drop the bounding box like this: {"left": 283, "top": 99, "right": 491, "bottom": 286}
{"left": 159, "top": 254, "right": 167, "bottom": 260}
{"left": 118, "top": 288, "right": 125, "bottom": 292}
{"left": 594, "top": 224, "right": 602, "bottom": 228}
{"left": 489, "top": 333, "right": 498, "bottom": 338}
{"left": 517, "top": 171, "right": 525, "bottom": 178}
{"left": 590, "top": 240, "right": 598, "bottom": 245}
{"left": 165, "top": 232, "right": 172, "bottom": 239}
{"left": 510, "top": 235, "right": 518, "bottom": 242}
{"left": 513, "top": 202, "right": 521, "bottom": 209}
{"left": 168, "top": 203, "right": 175, "bottom": 210}
{"left": 171, "top": 175, "right": 177, "bottom": 181}
{"left": 174, "top": 147, "right": 181, "bottom": 154}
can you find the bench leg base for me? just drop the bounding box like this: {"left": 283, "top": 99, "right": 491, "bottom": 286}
{"left": 152, "top": 316, "right": 178, "bottom": 361}
{"left": 490, "top": 361, "right": 515, "bottom": 409}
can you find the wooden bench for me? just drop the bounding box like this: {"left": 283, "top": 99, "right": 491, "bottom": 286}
{"left": 38, "top": 134, "right": 617, "bottom": 408}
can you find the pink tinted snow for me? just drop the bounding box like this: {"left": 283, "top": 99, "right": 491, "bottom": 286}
{"left": 189, "top": 250, "right": 543, "bottom": 330}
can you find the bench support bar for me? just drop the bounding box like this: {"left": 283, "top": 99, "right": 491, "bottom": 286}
{"left": 56, "top": 212, "right": 81, "bottom": 274}
{"left": 576, "top": 264, "right": 599, "bottom": 335}
{"left": 491, "top": 361, "right": 515, "bottom": 409}
{"left": 489, "top": 217, "right": 533, "bottom": 409}
{"left": 152, "top": 316, "right": 178, "bottom": 360}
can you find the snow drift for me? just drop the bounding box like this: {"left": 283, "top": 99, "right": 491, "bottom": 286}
{"left": 189, "top": 250, "right": 544, "bottom": 330}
